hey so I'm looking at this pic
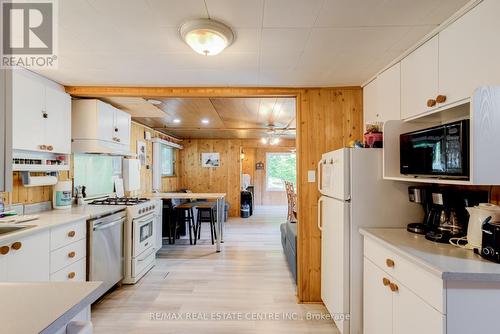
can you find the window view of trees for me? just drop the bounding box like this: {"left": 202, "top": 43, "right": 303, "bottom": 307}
{"left": 266, "top": 152, "right": 296, "bottom": 191}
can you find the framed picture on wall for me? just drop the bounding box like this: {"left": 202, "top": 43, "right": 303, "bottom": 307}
{"left": 137, "top": 141, "right": 147, "bottom": 166}
{"left": 201, "top": 152, "right": 220, "bottom": 167}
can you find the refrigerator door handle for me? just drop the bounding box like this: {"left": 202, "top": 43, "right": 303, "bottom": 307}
{"left": 317, "top": 197, "right": 324, "bottom": 231}
{"left": 317, "top": 159, "right": 324, "bottom": 193}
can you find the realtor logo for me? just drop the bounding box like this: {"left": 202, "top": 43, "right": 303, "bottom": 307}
{"left": 1, "top": 0, "right": 58, "bottom": 68}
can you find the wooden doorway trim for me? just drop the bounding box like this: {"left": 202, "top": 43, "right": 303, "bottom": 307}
{"left": 65, "top": 85, "right": 363, "bottom": 303}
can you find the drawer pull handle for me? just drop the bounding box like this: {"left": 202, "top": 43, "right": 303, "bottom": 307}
{"left": 68, "top": 272, "right": 76, "bottom": 279}
{"left": 68, "top": 251, "right": 76, "bottom": 258}
{"left": 386, "top": 258, "right": 395, "bottom": 268}
{"left": 11, "top": 242, "right": 22, "bottom": 250}
{"left": 0, "top": 246, "right": 9, "bottom": 255}
{"left": 389, "top": 282, "right": 399, "bottom": 292}
{"left": 427, "top": 99, "right": 437, "bottom": 108}
{"left": 436, "top": 95, "right": 447, "bottom": 104}
{"left": 68, "top": 230, "right": 76, "bottom": 237}
{"left": 382, "top": 277, "right": 390, "bottom": 286}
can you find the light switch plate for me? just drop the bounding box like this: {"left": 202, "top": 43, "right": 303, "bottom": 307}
{"left": 307, "top": 170, "right": 316, "bottom": 183}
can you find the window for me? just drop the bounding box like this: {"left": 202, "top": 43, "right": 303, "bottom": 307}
{"left": 266, "top": 152, "right": 296, "bottom": 191}
{"left": 160, "top": 145, "right": 175, "bottom": 176}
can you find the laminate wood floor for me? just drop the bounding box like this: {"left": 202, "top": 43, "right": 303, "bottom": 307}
{"left": 91, "top": 206, "right": 338, "bottom": 334}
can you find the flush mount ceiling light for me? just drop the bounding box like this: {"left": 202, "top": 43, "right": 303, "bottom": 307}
{"left": 201, "top": 118, "right": 210, "bottom": 124}
{"left": 180, "top": 19, "right": 235, "bottom": 56}
{"left": 173, "top": 119, "right": 181, "bottom": 124}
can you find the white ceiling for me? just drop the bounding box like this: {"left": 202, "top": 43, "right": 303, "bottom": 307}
{"left": 35, "top": 0, "right": 470, "bottom": 87}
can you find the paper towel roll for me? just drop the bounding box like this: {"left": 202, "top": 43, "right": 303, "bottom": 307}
{"left": 22, "top": 174, "right": 58, "bottom": 187}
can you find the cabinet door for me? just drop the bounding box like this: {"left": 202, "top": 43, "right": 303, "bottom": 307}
{"left": 6, "top": 231, "right": 50, "bottom": 281}
{"left": 45, "top": 87, "right": 71, "bottom": 154}
{"left": 11, "top": 71, "right": 45, "bottom": 152}
{"left": 363, "top": 258, "right": 393, "bottom": 334}
{"left": 363, "top": 79, "right": 378, "bottom": 125}
{"left": 97, "top": 101, "right": 115, "bottom": 142}
{"left": 393, "top": 280, "right": 445, "bottom": 334}
{"left": 401, "top": 35, "right": 439, "bottom": 119}
{"left": 377, "top": 63, "right": 401, "bottom": 122}
{"left": 439, "top": 0, "right": 500, "bottom": 106}
{"left": 114, "top": 109, "right": 131, "bottom": 147}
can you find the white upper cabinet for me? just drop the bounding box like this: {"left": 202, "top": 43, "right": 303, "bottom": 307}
{"left": 11, "top": 70, "right": 71, "bottom": 154}
{"left": 401, "top": 35, "right": 439, "bottom": 120}
{"left": 12, "top": 70, "right": 46, "bottom": 152}
{"left": 363, "top": 79, "right": 378, "bottom": 125}
{"left": 114, "top": 108, "right": 131, "bottom": 146}
{"left": 72, "top": 99, "right": 132, "bottom": 154}
{"left": 439, "top": 0, "right": 500, "bottom": 106}
{"left": 45, "top": 87, "right": 72, "bottom": 154}
{"left": 376, "top": 63, "right": 401, "bottom": 123}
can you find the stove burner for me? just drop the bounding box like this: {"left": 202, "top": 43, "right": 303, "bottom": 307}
{"left": 89, "top": 197, "right": 149, "bottom": 206}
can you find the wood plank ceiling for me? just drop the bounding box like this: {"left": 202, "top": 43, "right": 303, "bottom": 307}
{"left": 102, "top": 96, "right": 296, "bottom": 139}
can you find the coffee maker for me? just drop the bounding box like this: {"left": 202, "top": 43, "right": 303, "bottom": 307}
{"left": 425, "top": 189, "right": 488, "bottom": 244}
{"left": 407, "top": 186, "right": 434, "bottom": 235}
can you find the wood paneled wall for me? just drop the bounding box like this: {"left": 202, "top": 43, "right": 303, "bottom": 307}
{"left": 178, "top": 139, "right": 241, "bottom": 216}
{"left": 241, "top": 145, "right": 295, "bottom": 206}
{"left": 64, "top": 85, "right": 363, "bottom": 303}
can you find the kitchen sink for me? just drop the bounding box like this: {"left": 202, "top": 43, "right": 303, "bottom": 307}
{"left": 0, "top": 225, "right": 34, "bottom": 235}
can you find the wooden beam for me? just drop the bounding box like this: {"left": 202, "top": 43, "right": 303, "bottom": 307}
{"left": 64, "top": 85, "right": 361, "bottom": 98}
{"left": 153, "top": 127, "right": 296, "bottom": 131}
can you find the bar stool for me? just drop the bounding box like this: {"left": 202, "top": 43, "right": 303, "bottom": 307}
{"left": 174, "top": 203, "right": 196, "bottom": 245}
{"left": 195, "top": 203, "right": 217, "bottom": 245}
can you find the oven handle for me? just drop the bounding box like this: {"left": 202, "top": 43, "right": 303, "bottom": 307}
{"left": 134, "top": 213, "right": 155, "bottom": 225}
{"left": 93, "top": 218, "right": 125, "bottom": 231}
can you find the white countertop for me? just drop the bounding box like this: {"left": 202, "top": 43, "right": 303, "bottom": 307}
{"left": 147, "top": 192, "right": 226, "bottom": 199}
{"left": 0, "top": 281, "right": 102, "bottom": 334}
{"left": 360, "top": 228, "right": 500, "bottom": 282}
{"left": 0, "top": 204, "right": 126, "bottom": 243}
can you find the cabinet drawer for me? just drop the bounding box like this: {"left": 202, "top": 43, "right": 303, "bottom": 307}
{"left": 50, "top": 257, "right": 86, "bottom": 282}
{"left": 50, "top": 238, "right": 86, "bottom": 274}
{"left": 364, "top": 237, "right": 445, "bottom": 313}
{"left": 51, "top": 220, "right": 86, "bottom": 251}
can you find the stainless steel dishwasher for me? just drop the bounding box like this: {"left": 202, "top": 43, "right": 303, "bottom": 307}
{"left": 87, "top": 210, "right": 126, "bottom": 296}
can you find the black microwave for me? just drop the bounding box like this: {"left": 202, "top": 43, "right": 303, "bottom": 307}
{"left": 400, "top": 120, "right": 469, "bottom": 179}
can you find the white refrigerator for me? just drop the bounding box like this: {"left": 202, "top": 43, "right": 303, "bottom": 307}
{"left": 318, "top": 148, "right": 421, "bottom": 334}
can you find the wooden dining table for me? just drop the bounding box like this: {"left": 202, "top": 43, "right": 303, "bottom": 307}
{"left": 146, "top": 192, "right": 226, "bottom": 252}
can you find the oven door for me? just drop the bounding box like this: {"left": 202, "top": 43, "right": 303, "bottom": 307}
{"left": 133, "top": 213, "right": 155, "bottom": 257}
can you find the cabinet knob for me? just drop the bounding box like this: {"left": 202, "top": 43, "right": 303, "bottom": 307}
{"left": 68, "top": 251, "right": 76, "bottom": 258}
{"left": 427, "top": 99, "right": 437, "bottom": 108}
{"left": 67, "top": 230, "right": 76, "bottom": 238}
{"left": 11, "top": 242, "right": 22, "bottom": 250}
{"left": 114, "top": 128, "right": 118, "bottom": 132}
{"left": 389, "top": 282, "right": 399, "bottom": 292}
{"left": 42, "top": 111, "right": 48, "bottom": 119}
{"left": 0, "top": 246, "right": 9, "bottom": 255}
{"left": 68, "top": 272, "right": 76, "bottom": 279}
{"left": 116, "top": 138, "right": 121, "bottom": 142}
{"left": 436, "top": 95, "right": 447, "bottom": 104}
{"left": 382, "top": 277, "right": 390, "bottom": 286}
{"left": 386, "top": 258, "right": 395, "bottom": 268}
{"left": 46, "top": 145, "right": 53, "bottom": 151}
{"left": 39, "top": 144, "right": 47, "bottom": 150}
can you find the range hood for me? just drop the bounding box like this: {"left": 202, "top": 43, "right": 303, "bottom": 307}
{"left": 72, "top": 139, "right": 136, "bottom": 157}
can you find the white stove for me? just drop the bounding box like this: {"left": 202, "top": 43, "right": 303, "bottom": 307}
{"left": 89, "top": 197, "right": 157, "bottom": 284}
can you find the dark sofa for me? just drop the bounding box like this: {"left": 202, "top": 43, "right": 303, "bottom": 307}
{"left": 280, "top": 221, "right": 297, "bottom": 283}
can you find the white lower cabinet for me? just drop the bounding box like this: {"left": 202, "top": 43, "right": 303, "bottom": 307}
{"left": 0, "top": 230, "right": 50, "bottom": 282}
{"left": 363, "top": 237, "right": 445, "bottom": 334}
